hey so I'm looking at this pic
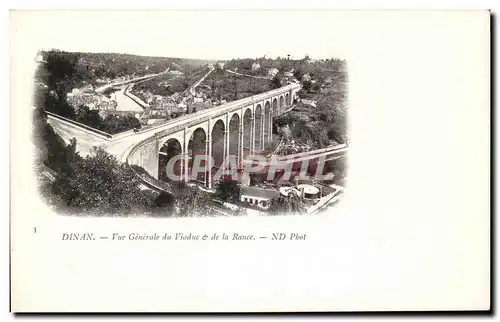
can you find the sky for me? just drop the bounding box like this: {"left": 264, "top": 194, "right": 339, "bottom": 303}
{"left": 12, "top": 10, "right": 353, "bottom": 60}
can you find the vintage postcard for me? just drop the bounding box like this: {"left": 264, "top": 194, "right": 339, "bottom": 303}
{"left": 9, "top": 10, "right": 490, "bottom": 313}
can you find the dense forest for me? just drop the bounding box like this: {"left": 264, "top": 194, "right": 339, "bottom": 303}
{"left": 36, "top": 50, "right": 215, "bottom": 86}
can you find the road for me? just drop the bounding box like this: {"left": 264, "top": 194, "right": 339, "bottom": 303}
{"left": 189, "top": 67, "right": 214, "bottom": 96}
{"left": 94, "top": 70, "right": 169, "bottom": 93}
{"left": 225, "top": 69, "right": 271, "bottom": 80}
{"left": 242, "top": 144, "right": 348, "bottom": 167}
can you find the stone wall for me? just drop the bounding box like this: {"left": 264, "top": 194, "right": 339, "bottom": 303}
{"left": 127, "top": 138, "right": 160, "bottom": 179}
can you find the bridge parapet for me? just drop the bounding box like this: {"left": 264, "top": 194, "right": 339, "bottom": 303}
{"left": 46, "top": 111, "right": 113, "bottom": 140}
{"left": 143, "top": 83, "right": 300, "bottom": 140}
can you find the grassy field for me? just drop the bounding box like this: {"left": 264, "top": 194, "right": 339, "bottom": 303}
{"left": 198, "top": 69, "right": 274, "bottom": 102}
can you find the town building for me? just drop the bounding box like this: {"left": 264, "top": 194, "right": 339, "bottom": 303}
{"left": 268, "top": 68, "right": 279, "bottom": 77}
{"left": 81, "top": 84, "right": 94, "bottom": 93}
{"left": 301, "top": 74, "right": 312, "bottom": 82}
{"left": 240, "top": 186, "right": 280, "bottom": 210}
{"left": 67, "top": 93, "right": 113, "bottom": 110}
{"left": 35, "top": 53, "right": 45, "bottom": 64}
{"left": 301, "top": 99, "right": 317, "bottom": 107}
{"left": 177, "top": 102, "right": 188, "bottom": 112}
{"left": 251, "top": 62, "right": 260, "bottom": 70}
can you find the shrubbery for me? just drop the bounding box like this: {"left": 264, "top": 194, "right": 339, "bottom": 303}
{"left": 214, "top": 179, "right": 242, "bottom": 204}
{"left": 34, "top": 107, "right": 160, "bottom": 215}
{"left": 268, "top": 193, "right": 306, "bottom": 215}
{"left": 74, "top": 106, "right": 141, "bottom": 134}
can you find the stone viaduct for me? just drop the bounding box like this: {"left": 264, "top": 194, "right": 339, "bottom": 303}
{"left": 126, "top": 83, "right": 301, "bottom": 189}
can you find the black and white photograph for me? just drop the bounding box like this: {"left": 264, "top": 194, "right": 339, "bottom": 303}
{"left": 33, "top": 35, "right": 348, "bottom": 218}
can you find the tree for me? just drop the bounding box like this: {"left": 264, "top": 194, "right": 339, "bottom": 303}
{"left": 323, "top": 157, "right": 347, "bottom": 183}
{"left": 34, "top": 85, "right": 75, "bottom": 119}
{"left": 232, "top": 76, "right": 239, "bottom": 100}
{"left": 302, "top": 80, "right": 312, "bottom": 92}
{"left": 214, "top": 179, "right": 241, "bottom": 203}
{"left": 102, "top": 114, "right": 141, "bottom": 134}
{"left": 312, "top": 82, "right": 322, "bottom": 92}
{"left": 268, "top": 195, "right": 288, "bottom": 214}
{"left": 268, "top": 192, "right": 306, "bottom": 215}
{"left": 75, "top": 106, "right": 104, "bottom": 130}
{"left": 296, "top": 89, "right": 310, "bottom": 99}
{"left": 42, "top": 50, "right": 79, "bottom": 96}
{"left": 170, "top": 182, "right": 213, "bottom": 216}
{"left": 182, "top": 78, "right": 189, "bottom": 91}
{"left": 271, "top": 74, "right": 283, "bottom": 89}
{"left": 152, "top": 192, "right": 176, "bottom": 216}
{"left": 293, "top": 68, "right": 304, "bottom": 81}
